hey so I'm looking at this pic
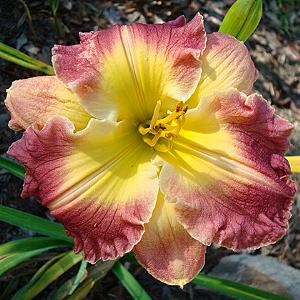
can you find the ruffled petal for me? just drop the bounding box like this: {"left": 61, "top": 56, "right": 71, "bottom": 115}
{"left": 160, "top": 89, "right": 296, "bottom": 251}
{"left": 52, "top": 14, "right": 206, "bottom": 122}
{"left": 5, "top": 76, "right": 90, "bottom": 131}
{"left": 187, "top": 32, "right": 257, "bottom": 108}
{"left": 8, "top": 117, "right": 159, "bottom": 262}
{"left": 134, "top": 192, "right": 206, "bottom": 287}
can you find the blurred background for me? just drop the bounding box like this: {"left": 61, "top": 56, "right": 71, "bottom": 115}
{"left": 0, "top": 1, "right": 299, "bottom": 299}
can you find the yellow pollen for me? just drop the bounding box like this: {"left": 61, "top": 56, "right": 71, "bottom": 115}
{"left": 138, "top": 100, "right": 188, "bottom": 152}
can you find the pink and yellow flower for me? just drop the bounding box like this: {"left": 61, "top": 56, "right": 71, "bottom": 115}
{"left": 5, "top": 14, "right": 296, "bottom": 286}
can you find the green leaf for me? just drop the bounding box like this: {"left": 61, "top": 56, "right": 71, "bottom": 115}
{"left": 0, "top": 278, "right": 19, "bottom": 300}
{"left": 219, "top": 0, "right": 263, "bottom": 42}
{"left": 49, "top": 0, "right": 60, "bottom": 16}
{"left": 0, "top": 42, "right": 54, "bottom": 75}
{"left": 49, "top": 260, "right": 115, "bottom": 300}
{"left": 0, "top": 237, "right": 70, "bottom": 276}
{"left": 1, "top": 250, "right": 53, "bottom": 277}
{"left": 87, "top": 260, "right": 115, "bottom": 281}
{"left": 0, "top": 237, "right": 69, "bottom": 257}
{"left": 30, "top": 253, "right": 66, "bottom": 282}
{"left": 47, "top": 273, "right": 80, "bottom": 300}
{"left": 66, "top": 260, "right": 115, "bottom": 300}
{"left": 17, "top": 253, "right": 66, "bottom": 299}
{"left": 192, "top": 273, "right": 291, "bottom": 300}
{"left": 0, "top": 205, "right": 72, "bottom": 243}
{"left": 19, "top": 0, "right": 35, "bottom": 37}
{"left": 12, "top": 251, "right": 83, "bottom": 300}
{"left": 68, "top": 259, "right": 88, "bottom": 295}
{"left": 112, "top": 262, "right": 152, "bottom": 300}
{"left": 66, "top": 280, "right": 95, "bottom": 300}
{"left": 0, "top": 156, "right": 25, "bottom": 179}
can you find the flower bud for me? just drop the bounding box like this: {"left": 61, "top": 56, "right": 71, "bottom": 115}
{"left": 219, "top": 0, "right": 262, "bottom": 42}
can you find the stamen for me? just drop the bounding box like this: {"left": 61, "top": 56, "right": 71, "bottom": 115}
{"left": 143, "top": 134, "right": 161, "bottom": 147}
{"left": 150, "top": 100, "right": 161, "bottom": 129}
{"left": 138, "top": 100, "right": 188, "bottom": 152}
{"left": 138, "top": 125, "right": 151, "bottom": 135}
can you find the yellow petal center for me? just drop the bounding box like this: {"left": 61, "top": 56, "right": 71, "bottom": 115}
{"left": 138, "top": 101, "right": 188, "bottom": 152}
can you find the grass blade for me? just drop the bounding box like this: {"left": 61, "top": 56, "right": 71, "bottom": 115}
{"left": 19, "top": 0, "right": 35, "bottom": 37}
{"left": 112, "top": 262, "right": 152, "bottom": 300}
{"left": 0, "top": 237, "right": 70, "bottom": 276}
{"left": 0, "top": 42, "right": 54, "bottom": 75}
{"left": 30, "top": 253, "right": 66, "bottom": 282}
{"left": 66, "top": 261, "right": 115, "bottom": 300}
{"left": 0, "top": 237, "right": 70, "bottom": 256}
{"left": 47, "top": 272, "right": 85, "bottom": 300}
{"left": 12, "top": 251, "right": 83, "bottom": 300}
{"left": 49, "top": 0, "right": 60, "bottom": 16}
{"left": 192, "top": 273, "right": 291, "bottom": 300}
{"left": 66, "top": 280, "right": 95, "bottom": 300}
{"left": 1, "top": 250, "right": 56, "bottom": 277}
{"left": 0, "top": 156, "right": 25, "bottom": 179}
{"left": 68, "top": 259, "right": 88, "bottom": 295}
{"left": 0, "top": 278, "right": 19, "bottom": 300}
{"left": 9, "top": 253, "right": 65, "bottom": 299}
{"left": 0, "top": 205, "right": 72, "bottom": 243}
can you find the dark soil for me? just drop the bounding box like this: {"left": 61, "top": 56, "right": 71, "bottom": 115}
{"left": 0, "top": 0, "right": 299, "bottom": 299}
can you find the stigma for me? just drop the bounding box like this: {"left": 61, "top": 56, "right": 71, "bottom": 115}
{"left": 138, "top": 100, "right": 188, "bottom": 152}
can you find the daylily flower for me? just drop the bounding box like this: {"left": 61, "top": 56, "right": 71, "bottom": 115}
{"left": 5, "top": 14, "right": 296, "bottom": 286}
